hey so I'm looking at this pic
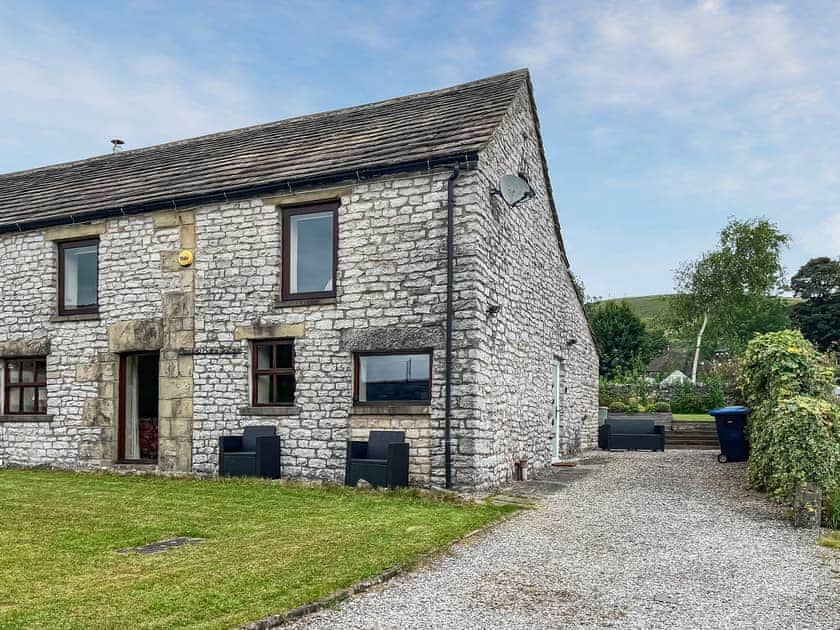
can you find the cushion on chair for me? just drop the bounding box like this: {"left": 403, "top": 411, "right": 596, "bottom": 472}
{"left": 242, "top": 426, "right": 276, "bottom": 452}
{"left": 366, "top": 431, "right": 405, "bottom": 460}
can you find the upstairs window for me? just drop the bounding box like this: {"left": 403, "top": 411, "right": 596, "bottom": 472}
{"left": 282, "top": 202, "right": 337, "bottom": 300}
{"left": 252, "top": 339, "right": 295, "bottom": 406}
{"left": 58, "top": 238, "right": 99, "bottom": 315}
{"left": 354, "top": 352, "right": 432, "bottom": 404}
{"left": 4, "top": 358, "right": 47, "bottom": 414}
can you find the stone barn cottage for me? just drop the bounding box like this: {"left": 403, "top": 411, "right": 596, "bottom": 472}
{"left": 0, "top": 69, "right": 597, "bottom": 491}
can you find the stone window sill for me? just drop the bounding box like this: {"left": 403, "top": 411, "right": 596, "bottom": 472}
{"left": 274, "top": 296, "right": 337, "bottom": 308}
{"left": 350, "top": 404, "right": 430, "bottom": 416}
{"left": 239, "top": 406, "right": 302, "bottom": 416}
{"left": 0, "top": 414, "right": 54, "bottom": 423}
{"left": 50, "top": 313, "right": 100, "bottom": 323}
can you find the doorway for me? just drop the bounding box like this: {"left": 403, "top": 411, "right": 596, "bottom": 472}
{"left": 118, "top": 352, "right": 159, "bottom": 463}
{"left": 551, "top": 358, "right": 564, "bottom": 461}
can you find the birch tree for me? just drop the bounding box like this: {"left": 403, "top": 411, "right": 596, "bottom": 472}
{"left": 668, "top": 218, "right": 790, "bottom": 383}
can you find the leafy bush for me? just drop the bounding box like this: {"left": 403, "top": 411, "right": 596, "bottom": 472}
{"left": 654, "top": 402, "right": 672, "bottom": 413}
{"left": 598, "top": 379, "right": 614, "bottom": 407}
{"left": 737, "top": 330, "right": 840, "bottom": 505}
{"left": 746, "top": 395, "right": 840, "bottom": 501}
{"left": 668, "top": 379, "right": 724, "bottom": 414}
{"left": 608, "top": 401, "right": 627, "bottom": 413}
{"left": 737, "top": 330, "right": 834, "bottom": 405}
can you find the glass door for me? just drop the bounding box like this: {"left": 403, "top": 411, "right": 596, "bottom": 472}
{"left": 119, "top": 353, "right": 159, "bottom": 463}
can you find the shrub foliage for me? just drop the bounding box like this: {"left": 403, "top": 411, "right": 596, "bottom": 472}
{"left": 737, "top": 330, "right": 839, "bottom": 503}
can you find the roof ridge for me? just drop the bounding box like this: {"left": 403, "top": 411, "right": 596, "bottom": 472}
{"left": 0, "top": 68, "right": 529, "bottom": 179}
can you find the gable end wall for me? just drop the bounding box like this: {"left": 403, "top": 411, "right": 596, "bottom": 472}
{"left": 458, "top": 84, "right": 599, "bottom": 490}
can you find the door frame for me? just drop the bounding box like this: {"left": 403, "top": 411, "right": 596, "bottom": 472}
{"left": 551, "top": 358, "right": 563, "bottom": 461}
{"left": 117, "top": 351, "right": 159, "bottom": 464}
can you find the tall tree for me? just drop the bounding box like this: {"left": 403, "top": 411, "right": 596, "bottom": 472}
{"left": 791, "top": 257, "right": 840, "bottom": 299}
{"left": 790, "top": 257, "right": 840, "bottom": 351}
{"left": 667, "top": 217, "right": 790, "bottom": 382}
{"left": 587, "top": 300, "right": 661, "bottom": 378}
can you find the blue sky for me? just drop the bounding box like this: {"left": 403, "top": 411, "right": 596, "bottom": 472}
{"left": 1, "top": 1, "right": 838, "bottom": 298}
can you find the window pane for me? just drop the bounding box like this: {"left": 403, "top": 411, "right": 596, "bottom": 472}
{"left": 37, "top": 388, "right": 47, "bottom": 413}
{"left": 359, "top": 354, "right": 430, "bottom": 402}
{"left": 276, "top": 344, "right": 293, "bottom": 369}
{"left": 275, "top": 374, "right": 295, "bottom": 405}
{"left": 8, "top": 388, "right": 20, "bottom": 412}
{"left": 22, "top": 362, "right": 34, "bottom": 383}
{"left": 290, "top": 211, "right": 333, "bottom": 294}
{"left": 256, "top": 375, "right": 271, "bottom": 404}
{"left": 22, "top": 388, "right": 36, "bottom": 413}
{"left": 64, "top": 244, "right": 98, "bottom": 309}
{"left": 257, "top": 345, "right": 272, "bottom": 370}
{"left": 7, "top": 361, "right": 20, "bottom": 384}
{"left": 36, "top": 361, "right": 46, "bottom": 384}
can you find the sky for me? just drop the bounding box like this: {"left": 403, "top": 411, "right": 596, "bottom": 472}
{"left": 1, "top": 0, "right": 838, "bottom": 298}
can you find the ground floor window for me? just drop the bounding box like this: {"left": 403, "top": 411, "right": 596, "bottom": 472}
{"left": 252, "top": 339, "right": 295, "bottom": 405}
{"left": 354, "top": 352, "right": 431, "bottom": 403}
{"left": 4, "top": 358, "right": 47, "bottom": 414}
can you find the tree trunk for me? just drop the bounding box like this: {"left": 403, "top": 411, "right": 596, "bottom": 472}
{"left": 691, "top": 312, "right": 709, "bottom": 384}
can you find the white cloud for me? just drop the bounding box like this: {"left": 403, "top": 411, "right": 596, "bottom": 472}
{"left": 0, "top": 15, "right": 302, "bottom": 170}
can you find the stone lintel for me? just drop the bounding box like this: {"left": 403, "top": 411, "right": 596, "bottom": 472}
{"left": 263, "top": 184, "right": 353, "bottom": 207}
{"left": 339, "top": 326, "right": 443, "bottom": 352}
{"left": 234, "top": 323, "right": 305, "bottom": 341}
{"left": 43, "top": 222, "right": 107, "bottom": 242}
{"left": 0, "top": 338, "right": 51, "bottom": 357}
{"left": 108, "top": 319, "right": 164, "bottom": 353}
{"left": 153, "top": 210, "right": 195, "bottom": 230}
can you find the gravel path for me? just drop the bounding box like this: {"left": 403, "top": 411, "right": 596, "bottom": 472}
{"left": 290, "top": 450, "right": 839, "bottom": 629}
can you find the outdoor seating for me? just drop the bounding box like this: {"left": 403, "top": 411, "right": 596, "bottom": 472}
{"left": 345, "top": 430, "right": 410, "bottom": 489}
{"left": 219, "top": 426, "right": 282, "bottom": 478}
{"left": 599, "top": 419, "right": 665, "bottom": 451}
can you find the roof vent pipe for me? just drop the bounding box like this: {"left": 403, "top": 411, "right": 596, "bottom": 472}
{"left": 111, "top": 139, "right": 125, "bottom": 154}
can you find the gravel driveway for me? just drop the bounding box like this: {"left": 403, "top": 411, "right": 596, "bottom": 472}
{"left": 290, "top": 450, "right": 839, "bottom": 630}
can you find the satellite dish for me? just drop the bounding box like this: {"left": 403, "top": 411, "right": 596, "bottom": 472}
{"left": 497, "top": 174, "right": 534, "bottom": 207}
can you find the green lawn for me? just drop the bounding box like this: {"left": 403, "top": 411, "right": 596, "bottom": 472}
{"left": 819, "top": 531, "right": 840, "bottom": 550}
{"left": 672, "top": 413, "right": 715, "bottom": 422}
{"left": 0, "top": 470, "right": 513, "bottom": 629}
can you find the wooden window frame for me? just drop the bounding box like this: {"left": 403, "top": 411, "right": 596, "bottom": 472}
{"left": 281, "top": 202, "right": 339, "bottom": 301}
{"left": 353, "top": 350, "right": 433, "bottom": 405}
{"left": 57, "top": 237, "right": 100, "bottom": 316}
{"left": 4, "top": 357, "right": 47, "bottom": 415}
{"left": 251, "top": 339, "right": 296, "bottom": 407}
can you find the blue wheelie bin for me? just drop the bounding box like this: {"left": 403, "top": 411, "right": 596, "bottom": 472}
{"left": 708, "top": 406, "right": 750, "bottom": 463}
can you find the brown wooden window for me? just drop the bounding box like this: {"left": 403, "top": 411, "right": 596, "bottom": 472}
{"left": 252, "top": 340, "right": 295, "bottom": 406}
{"left": 282, "top": 202, "right": 338, "bottom": 301}
{"left": 4, "top": 358, "right": 47, "bottom": 414}
{"left": 58, "top": 238, "right": 99, "bottom": 315}
{"left": 354, "top": 351, "right": 432, "bottom": 404}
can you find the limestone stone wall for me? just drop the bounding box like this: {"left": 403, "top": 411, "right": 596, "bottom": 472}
{"left": 190, "top": 174, "right": 477, "bottom": 485}
{"left": 0, "top": 214, "right": 185, "bottom": 468}
{"left": 454, "top": 83, "right": 600, "bottom": 489}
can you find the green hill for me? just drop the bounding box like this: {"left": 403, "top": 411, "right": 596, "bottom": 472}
{"left": 597, "top": 294, "right": 672, "bottom": 324}
{"left": 596, "top": 294, "right": 801, "bottom": 326}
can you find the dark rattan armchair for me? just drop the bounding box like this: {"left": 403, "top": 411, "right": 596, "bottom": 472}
{"left": 345, "top": 430, "right": 409, "bottom": 489}
{"left": 219, "top": 426, "right": 282, "bottom": 478}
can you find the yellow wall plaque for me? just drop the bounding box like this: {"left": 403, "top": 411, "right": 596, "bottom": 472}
{"left": 178, "top": 250, "right": 194, "bottom": 267}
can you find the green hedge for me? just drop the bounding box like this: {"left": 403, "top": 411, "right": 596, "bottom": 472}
{"left": 737, "top": 330, "right": 840, "bottom": 508}
{"left": 747, "top": 396, "right": 840, "bottom": 501}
